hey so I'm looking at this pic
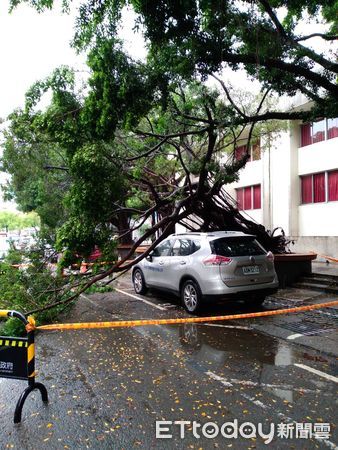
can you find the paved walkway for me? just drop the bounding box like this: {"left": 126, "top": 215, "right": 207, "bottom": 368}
{"left": 312, "top": 261, "right": 338, "bottom": 277}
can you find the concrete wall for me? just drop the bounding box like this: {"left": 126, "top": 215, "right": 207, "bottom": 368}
{"left": 268, "top": 131, "right": 292, "bottom": 235}
{"left": 225, "top": 120, "right": 338, "bottom": 256}
{"left": 290, "top": 236, "right": 338, "bottom": 259}
{"left": 298, "top": 202, "right": 338, "bottom": 237}
{"left": 298, "top": 137, "right": 338, "bottom": 176}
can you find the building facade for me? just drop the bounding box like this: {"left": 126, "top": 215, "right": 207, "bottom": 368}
{"left": 226, "top": 112, "right": 338, "bottom": 258}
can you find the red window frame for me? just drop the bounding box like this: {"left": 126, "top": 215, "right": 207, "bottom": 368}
{"left": 301, "top": 170, "right": 338, "bottom": 204}
{"left": 234, "top": 145, "right": 247, "bottom": 161}
{"left": 313, "top": 173, "right": 325, "bottom": 203}
{"left": 328, "top": 170, "right": 338, "bottom": 201}
{"left": 301, "top": 123, "right": 312, "bottom": 147}
{"left": 312, "top": 119, "right": 326, "bottom": 144}
{"left": 234, "top": 139, "right": 261, "bottom": 162}
{"left": 236, "top": 188, "right": 244, "bottom": 210}
{"left": 236, "top": 184, "right": 262, "bottom": 210}
{"left": 244, "top": 187, "right": 252, "bottom": 210}
{"left": 301, "top": 175, "right": 313, "bottom": 204}
{"left": 328, "top": 118, "right": 338, "bottom": 140}
{"left": 300, "top": 118, "right": 338, "bottom": 147}
{"left": 253, "top": 185, "right": 261, "bottom": 209}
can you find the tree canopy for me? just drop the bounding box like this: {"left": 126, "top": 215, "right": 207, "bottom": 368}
{"left": 0, "top": 211, "right": 39, "bottom": 231}
{"left": 2, "top": 0, "right": 337, "bottom": 311}
{"left": 9, "top": 0, "right": 338, "bottom": 114}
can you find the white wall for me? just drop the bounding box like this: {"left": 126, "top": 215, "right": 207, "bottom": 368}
{"left": 296, "top": 134, "right": 338, "bottom": 237}
{"left": 236, "top": 159, "right": 262, "bottom": 187}
{"left": 299, "top": 202, "right": 338, "bottom": 236}
{"left": 226, "top": 159, "right": 263, "bottom": 226}
{"left": 267, "top": 131, "right": 291, "bottom": 234}
{"left": 298, "top": 138, "right": 338, "bottom": 176}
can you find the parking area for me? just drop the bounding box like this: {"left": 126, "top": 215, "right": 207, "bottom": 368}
{"left": 0, "top": 273, "right": 337, "bottom": 449}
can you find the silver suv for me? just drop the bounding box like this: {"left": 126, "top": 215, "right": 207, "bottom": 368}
{"left": 132, "top": 231, "right": 279, "bottom": 313}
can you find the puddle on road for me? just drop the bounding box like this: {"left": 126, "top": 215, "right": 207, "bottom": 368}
{"left": 176, "top": 321, "right": 288, "bottom": 366}
{"left": 135, "top": 320, "right": 335, "bottom": 405}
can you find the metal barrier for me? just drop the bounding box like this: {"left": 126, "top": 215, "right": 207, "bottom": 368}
{"left": 0, "top": 310, "right": 48, "bottom": 423}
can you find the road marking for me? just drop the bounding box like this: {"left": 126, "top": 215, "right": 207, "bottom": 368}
{"left": 205, "top": 372, "right": 324, "bottom": 394}
{"left": 287, "top": 333, "right": 304, "bottom": 340}
{"left": 287, "top": 329, "right": 335, "bottom": 340}
{"left": 202, "top": 323, "right": 251, "bottom": 331}
{"left": 206, "top": 370, "right": 337, "bottom": 449}
{"left": 116, "top": 287, "right": 135, "bottom": 292}
{"left": 206, "top": 370, "right": 233, "bottom": 387}
{"left": 115, "top": 288, "right": 167, "bottom": 311}
{"left": 160, "top": 303, "right": 178, "bottom": 309}
{"left": 294, "top": 363, "right": 338, "bottom": 384}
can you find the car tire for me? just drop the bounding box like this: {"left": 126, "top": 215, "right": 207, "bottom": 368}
{"left": 181, "top": 280, "right": 203, "bottom": 314}
{"left": 133, "top": 269, "right": 148, "bottom": 295}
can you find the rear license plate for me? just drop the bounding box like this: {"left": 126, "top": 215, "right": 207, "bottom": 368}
{"left": 243, "top": 265, "right": 260, "bottom": 275}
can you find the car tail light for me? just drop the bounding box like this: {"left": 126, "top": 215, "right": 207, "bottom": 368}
{"left": 203, "top": 255, "right": 232, "bottom": 266}
{"left": 266, "top": 251, "right": 274, "bottom": 262}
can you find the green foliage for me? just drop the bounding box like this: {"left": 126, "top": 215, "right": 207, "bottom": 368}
{"left": 1, "top": 318, "right": 26, "bottom": 338}
{"left": 4, "top": 0, "right": 337, "bottom": 268}
{"left": 9, "top": 0, "right": 69, "bottom": 13}
{"left": 0, "top": 249, "right": 68, "bottom": 336}
{"left": 84, "top": 284, "right": 114, "bottom": 294}
{"left": 0, "top": 211, "right": 39, "bottom": 231}
{"left": 1, "top": 103, "right": 71, "bottom": 231}
{"left": 9, "top": 1, "right": 338, "bottom": 111}
{"left": 82, "top": 39, "right": 156, "bottom": 138}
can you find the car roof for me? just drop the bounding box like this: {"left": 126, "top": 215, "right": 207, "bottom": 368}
{"left": 168, "top": 231, "right": 255, "bottom": 239}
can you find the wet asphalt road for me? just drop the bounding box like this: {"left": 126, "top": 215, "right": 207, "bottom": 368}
{"left": 0, "top": 274, "right": 337, "bottom": 449}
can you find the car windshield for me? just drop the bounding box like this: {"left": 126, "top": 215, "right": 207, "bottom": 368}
{"left": 210, "top": 237, "right": 266, "bottom": 257}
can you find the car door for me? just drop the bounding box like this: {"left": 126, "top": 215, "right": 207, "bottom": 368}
{"left": 164, "top": 238, "right": 196, "bottom": 291}
{"left": 143, "top": 239, "right": 173, "bottom": 288}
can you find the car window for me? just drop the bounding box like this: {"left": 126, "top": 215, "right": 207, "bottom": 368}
{"left": 152, "top": 240, "right": 172, "bottom": 257}
{"left": 210, "top": 237, "right": 265, "bottom": 257}
{"left": 172, "top": 239, "right": 201, "bottom": 256}
{"left": 193, "top": 240, "right": 201, "bottom": 252}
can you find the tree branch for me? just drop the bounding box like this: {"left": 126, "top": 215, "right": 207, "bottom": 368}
{"left": 125, "top": 137, "right": 168, "bottom": 161}
{"left": 258, "top": 0, "right": 338, "bottom": 73}
{"left": 222, "top": 52, "right": 338, "bottom": 95}
{"left": 295, "top": 33, "right": 338, "bottom": 42}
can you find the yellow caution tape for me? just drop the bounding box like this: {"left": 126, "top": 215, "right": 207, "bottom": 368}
{"left": 25, "top": 316, "right": 36, "bottom": 333}
{"left": 311, "top": 251, "right": 338, "bottom": 263}
{"left": 36, "top": 299, "right": 338, "bottom": 331}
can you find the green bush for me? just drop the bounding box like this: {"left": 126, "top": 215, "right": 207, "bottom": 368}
{"left": 1, "top": 318, "right": 26, "bottom": 337}
{"left": 0, "top": 248, "right": 69, "bottom": 336}
{"left": 84, "top": 284, "right": 114, "bottom": 294}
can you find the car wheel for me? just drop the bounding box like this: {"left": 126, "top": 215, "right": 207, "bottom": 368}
{"left": 133, "top": 269, "right": 147, "bottom": 295}
{"left": 181, "top": 280, "right": 203, "bottom": 314}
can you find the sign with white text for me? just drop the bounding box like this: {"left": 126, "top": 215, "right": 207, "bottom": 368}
{"left": 0, "top": 336, "right": 28, "bottom": 380}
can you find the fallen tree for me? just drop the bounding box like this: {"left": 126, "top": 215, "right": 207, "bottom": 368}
{"left": 2, "top": 0, "right": 337, "bottom": 315}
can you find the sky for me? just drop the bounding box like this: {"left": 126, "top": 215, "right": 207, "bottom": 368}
{"left": 0, "top": 1, "right": 147, "bottom": 120}
{"left": 0, "top": 0, "right": 86, "bottom": 210}
{"left": 0, "top": 0, "right": 146, "bottom": 211}
{"left": 0, "top": 0, "right": 85, "bottom": 119}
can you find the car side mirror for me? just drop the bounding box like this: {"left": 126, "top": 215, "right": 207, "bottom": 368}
{"left": 146, "top": 252, "right": 153, "bottom": 262}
